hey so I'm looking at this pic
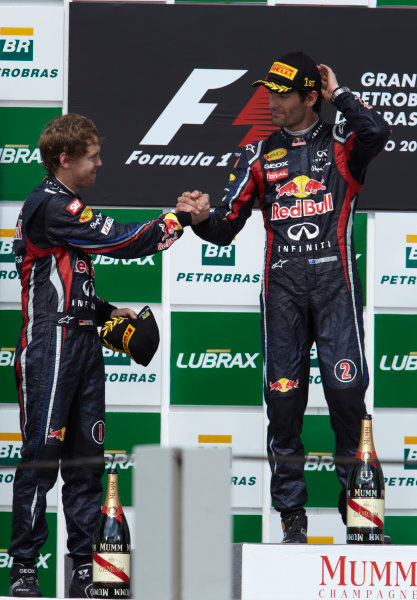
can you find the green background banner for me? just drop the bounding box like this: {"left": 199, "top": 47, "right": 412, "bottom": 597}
{"left": 0, "top": 107, "right": 61, "bottom": 202}
{"left": 374, "top": 314, "right": 417, "bottom": 407}
{"left": 170, "top": 312, "right": 263, "bottom": 406}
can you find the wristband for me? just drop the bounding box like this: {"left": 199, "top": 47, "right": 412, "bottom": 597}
{"left": 330, "top": 86, "right": 351, "bottom": 103}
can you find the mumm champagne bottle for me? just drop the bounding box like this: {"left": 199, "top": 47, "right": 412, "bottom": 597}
{"left": 347, "top": 414, "right": 385, "bottom": 544}
{"left": 92, "top": 468, "right": 131, "bottom": 597}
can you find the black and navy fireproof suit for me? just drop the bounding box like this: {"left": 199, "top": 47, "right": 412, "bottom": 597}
{"left": 193, "top": 91, "right": 390, "bottom": 518}
{"left": 11, "top": 173, "right": 190, "bottom": 561}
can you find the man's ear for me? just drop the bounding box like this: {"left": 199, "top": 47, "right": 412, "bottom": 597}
{"left": 305, "top": 90, "right": 319, "bottom": 108}
{"left": 59, "top": 152, "right": 72, "bottom": 169}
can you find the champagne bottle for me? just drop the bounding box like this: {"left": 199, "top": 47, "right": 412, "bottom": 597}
{"left": 92, "top": 468, "right": 131, "bottom": 598}
{"left": 346, "top": 414, "right": 385, "bottom": 544}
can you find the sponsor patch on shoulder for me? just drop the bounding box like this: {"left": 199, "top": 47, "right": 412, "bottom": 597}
{"left": 66, "top": 198, "right": 83, "bottom": 215}
{"left": 101, "top": 217, "right": 114, "bottom": 235}
{"left": 79, "top": 206, "right": 93, "bottom": 223}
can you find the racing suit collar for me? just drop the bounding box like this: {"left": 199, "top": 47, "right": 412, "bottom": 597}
{"left": 279, "top": 117, "right": 324, "bottom": 143}
{"left": 47, "top": 172, "right": 78, "bottom": 197}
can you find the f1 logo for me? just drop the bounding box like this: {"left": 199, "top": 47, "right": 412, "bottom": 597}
{"left": 139, "top": 68, "right": 247, "bottom": 146}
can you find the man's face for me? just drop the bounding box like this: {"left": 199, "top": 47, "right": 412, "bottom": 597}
{"left": 69, "top": 140, "right": 102, "bottom": 190}
{"left": 269, "top": 90, "right": 310, "bottom": 130}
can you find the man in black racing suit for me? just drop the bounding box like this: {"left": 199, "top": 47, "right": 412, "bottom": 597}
{"left": 9, "top": 114, "right": 207, "bottom": 596}
{"left": 177, "top": 52, "right": 390, "bottom": 543}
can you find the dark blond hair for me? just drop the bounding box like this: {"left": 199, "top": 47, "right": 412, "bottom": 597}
{"left": 39, "top": 113, "right": 101, "bottom": 173}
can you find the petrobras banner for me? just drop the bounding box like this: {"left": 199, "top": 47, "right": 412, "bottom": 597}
{"left": 375, "top": 212, "right": 417, "bottom": 307}
{"left": 0, "top": 204, "right": 21, "bottom": 302}
{"left": 0, "top": 510, "right": 57, "bottom": 597}
{"left": 374, "top": 314, "right": 417, "bottom": 408}
{"left": 170, "top": 210, "right": 264, "bottom": 306}
{"left": 103, "top": 411, "right": 160, "bottom": 507}
{"left": 0, "top": 408, "right": 57, "bottom": 506}
{"left": 93, "top": 209, "right": 163, "bottom": 304}
{"left": 0, "top": 310, "right": 22, "bottom": 404}
{"left": 170, "top": 311, "right": 263, "bottom": 406}
{"left": 0, "top": 6, "right": 63, "bottom": 101}
{"left": 240, "top": 544, "right": 417, "bottom": 600}
{"left": 373, "top": 411, "right": 417, "bottom": 510}
{"left": 0, "top": 107, "right": 61, "bottom": 202}
{"left": 69, "top": 3, "right": 413, "bottom": 210}
{"left": 167, "top": 410, "right": 264, "bottom": 508}
{"left": 102, "top": 303, "right": 161, "bottom": 406}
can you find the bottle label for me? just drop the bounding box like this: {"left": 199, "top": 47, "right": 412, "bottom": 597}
{"left": 93, "top": 552, "right": 130, "bottom": 583}
{"left": 101, "top": 505, "right": 124, "bottom": 523}
{"left": 355, "top": 450, "right": 377, "bottom": 461}
{"left": 347, "top": 498, "right": 384, "bottom": 528}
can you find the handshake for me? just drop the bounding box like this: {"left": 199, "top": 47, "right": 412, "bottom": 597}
{"left": 176, "top": 190, "right": 211, "bottom": 225}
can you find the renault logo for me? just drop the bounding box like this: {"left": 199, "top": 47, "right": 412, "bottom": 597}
{"left": 287, "top": 222, "right": 319, "bottom": 241}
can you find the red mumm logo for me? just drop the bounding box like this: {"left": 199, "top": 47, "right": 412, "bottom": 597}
{"left": 233, "top": 86, "right": 278, "bottom": 147}
{"left": 320, "top": 555, "right": 417, "bottom": 587}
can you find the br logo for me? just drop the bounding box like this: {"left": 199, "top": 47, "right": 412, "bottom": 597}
{"left": 202, "top": 244, "right": 235, "bottom": 266}
{"left": 404, "top": 437, "right": 417, "bottom": 470}
{"left": 0, "top": 28, "right": 34, "bottom": 61}
{"left": 405, "top": 234, "right": 417, "bottom": 269}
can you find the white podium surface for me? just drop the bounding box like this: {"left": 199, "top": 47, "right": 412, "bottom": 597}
{"left": 239, "top": 543, "right": 417, "bottom": 600}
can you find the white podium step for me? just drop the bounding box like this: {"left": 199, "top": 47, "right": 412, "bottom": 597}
{"left": 233, "top": 543, "right": 417, "bottom": 600}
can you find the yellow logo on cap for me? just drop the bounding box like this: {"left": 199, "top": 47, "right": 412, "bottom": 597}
{"left": 270, "top": 61, "right": 298, "bottom": 80}
{"left": 264, "top": 148, "right": 287, "bottom": 162}
{"left": 122, "top": 324, "right": 135, "bottom": 356}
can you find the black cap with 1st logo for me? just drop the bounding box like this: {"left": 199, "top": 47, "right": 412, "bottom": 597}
{"left": 100, "top": 306, "right": 160, "bottom": 366}
{"left": 252, "top": 51, "right": 321, "bottom": 94}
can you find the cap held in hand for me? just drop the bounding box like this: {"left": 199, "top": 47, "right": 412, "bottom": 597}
{"left": 100, "top": 306, "right": 160, "bottom": 366}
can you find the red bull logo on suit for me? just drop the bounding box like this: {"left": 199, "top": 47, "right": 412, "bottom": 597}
{"left": 271, "top": 175, "right": 333, "bottom": 221}
{"left": 270, "top": 378, "right": 299, "bottom": 392}
{"left": 272, "top": 194, "right": 333, "bottom": 221}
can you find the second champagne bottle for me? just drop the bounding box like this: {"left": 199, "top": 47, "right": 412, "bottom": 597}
{"left": 92, "top": 467, "right": 131, "bottom": 598}
{"left": 346, "top": 414, "right": 385, "bottom": 544}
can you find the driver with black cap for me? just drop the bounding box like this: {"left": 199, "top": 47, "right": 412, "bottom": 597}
{"left": 177, "top": 51, "right": 390, "bottom": 543}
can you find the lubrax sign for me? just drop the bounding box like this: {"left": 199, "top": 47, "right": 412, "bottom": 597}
{"left": 170, "top": 312, "right": 263, "bottom": 406}
{"left": 70, "top": 3, "right": 416, "bottom": 210}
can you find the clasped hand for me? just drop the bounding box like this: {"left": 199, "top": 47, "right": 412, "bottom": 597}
{"left": 176, "top": 190, "right": 210, "bottom": 225}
